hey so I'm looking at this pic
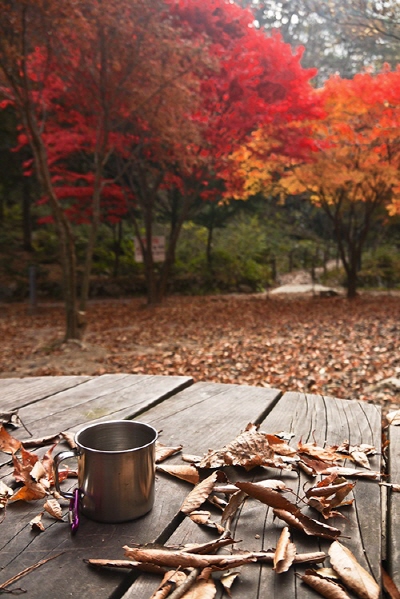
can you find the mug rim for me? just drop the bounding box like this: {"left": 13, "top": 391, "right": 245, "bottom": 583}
{"left": 74, "top": 419, "right": 158, "bottom": 454}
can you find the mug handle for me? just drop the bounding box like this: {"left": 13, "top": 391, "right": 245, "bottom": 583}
{"left": 54, "top": 450, "right": 77, "bottom": 500}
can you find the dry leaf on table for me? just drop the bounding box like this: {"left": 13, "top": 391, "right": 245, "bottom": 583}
{"left": 189, "top": 510, "right": 225, "bottom": 534}
{"left": 301, "top": 568, "right": 352, "bottom": 598}
{"left": 220, "top": 571, "right": 240, "bottom": 597}
{"left": 123, "top": 546, "right": 259, "bottom": 570}
{"left": 0, "top": 425, "right": 22, "bottom": 454}
{"left": 329, "top": 541, "right": 380, "bottom": 599}
{"left": 305, "top": 473, "right": 355, "bottom": 518}
{"left": 157, "top": 464, "right": 199, "bottom": 486}
{"left": 180, "top": 472, "right": 220, "bottom": 515}
{"left": 198, "top": 423, "right": 276, "bottom": 470}
{"left": 30, "top": 512, "right": 45, "bottom": 532}
{"left": 236, "top": 481, "right": 341, "bottom": 540}
{"left": 44, "top": 498, "right": 63, "bottom": 519}
{"left": 273, "top": 527, "right": 296, "bottom": 574}
{"left": 155, "top": 442, "right": 183, "bottom": 463}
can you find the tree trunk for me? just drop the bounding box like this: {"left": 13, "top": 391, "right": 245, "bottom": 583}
{"left": 27, "top": 114, "right": 81, "bottom": 339}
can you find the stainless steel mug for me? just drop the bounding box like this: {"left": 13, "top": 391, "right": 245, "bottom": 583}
{"left": 54, "top": 420, "right": 158, "bottom": 523}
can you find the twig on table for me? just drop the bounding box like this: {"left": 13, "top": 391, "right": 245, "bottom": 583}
{"left": 0, "top": 553, "right": 63, "bottom": 594}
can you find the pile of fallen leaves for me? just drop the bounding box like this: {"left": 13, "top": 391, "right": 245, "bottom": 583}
{"left": 0, "top": 295, "right": 399, "bottom": 416}
{"left": 2, "top": 417, "right": 400, "bottom": 598}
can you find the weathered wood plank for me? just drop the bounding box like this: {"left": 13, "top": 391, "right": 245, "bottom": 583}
{"left": 12, "top": 374, "right": 193, "bottom": 439}
{"left": 0, "top": 375, "right": 91, "bottom": 412}
{"left": 388, "top": 423, "right": 400, "bottom": 588}
{"left": 0, "top": 381, "right": 280, "bottom": 599}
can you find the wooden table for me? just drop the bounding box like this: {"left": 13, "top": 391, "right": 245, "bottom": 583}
{"left": 0, "top": 374, "right": 395, "bottom": 598}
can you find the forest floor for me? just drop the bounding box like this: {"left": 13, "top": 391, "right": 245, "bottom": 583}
{"left": 1, "top": 290, "right": 399, "bottom": 421}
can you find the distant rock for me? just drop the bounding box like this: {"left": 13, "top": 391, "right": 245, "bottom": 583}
{"left": 270, "top": 283, "right": 342, "bottom": 296}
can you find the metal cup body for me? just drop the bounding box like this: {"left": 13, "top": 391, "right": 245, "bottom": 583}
{"left": 74, "top": 420, "right": 157, "bottom": 523}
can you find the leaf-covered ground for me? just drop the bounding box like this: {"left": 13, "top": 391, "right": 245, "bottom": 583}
{"left": 0, "top": 294, "right": 399, "bottom": 417}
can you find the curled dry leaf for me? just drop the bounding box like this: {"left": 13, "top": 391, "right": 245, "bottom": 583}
{"left": 180, "top": 472, "right": 220, "bottom": 515}
{"left": 22, "top": 434, "right": 61, "bottom": 448}
{"left": 298, "top": 441, "right": 341, "bottom": 463}
{"left": 30, "top": 461, "right": 47, "bottom": 483}
{"left": 60, "top": 431, "right": 76, "bottom": 448}
{"left": 155, "top": 442, "right": 183, "bottom": 464}
{"left": 86, "top": 559, "right": 167, "bottom": 575}
{"left": 10, "top": 482, "right": 48, "bottom": 503}
{"left": 221, "top": 490, "right": 247, "bottom": 529}
{"left": 189, "top": 510, "right": 225, "bottom": 534}
{"left": 123, "top": 546, "right": 260, "bottom": 570}
{"left": 157, "top": 464, "right": 199, "bottom": 486}
{"left": 265, "top": 434, "right": 297, "bottom": 456}
{"left": 236, "top": 481, "right": 341, "bottom": 540}
{"left": 30, "top": 512, "right": 45, "bottom": 532}
{"left": 273, "top": 508, "right": 341, "bottom": 540}
{"left": 301, "top": 569, "right": 352, "bottom": 599}
{"left": 198, "top": 424, "right": 276, "bottom": 470}
{"left": 273, "top": 527, "right": 296, "bottom": 574}
{"left": 44, "top": 498, "right": 63, "bottom": 520}
{"left": 305, "top": 474, "right": 355, "bottom": 518}
{"left": 181, "top": 536, "right": 236, "bottom": 555}
{"left": 0, "top": 425, "right": 22, "bottom": 454}
{"left": 322, "top": 467, "right": 380, "bottom": 480}
{"left": 329, "top": 541, "right": 380, "bottom": 599}
{"left": 220, "top": 571, "right": 240, "bottom": 598}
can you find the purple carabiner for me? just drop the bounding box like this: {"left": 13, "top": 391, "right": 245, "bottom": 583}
{"left": 69, "top": 488, "right": 80, "bottom": 534}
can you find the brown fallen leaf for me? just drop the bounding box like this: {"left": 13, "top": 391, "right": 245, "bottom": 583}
{"left": 30, "top": 512, "right": 45, "bottom": 532}
{"left": 198, "top": 423, "right": 276, "bottom": 470}
{"left": 322, "top": 467, "right": 380, "bottom": 479}
{"left": 10, "top": 482, "right": 48, "bottom": 503}
{"left": 123, "top": 546, "right": 259, "bottom": 570}
{"left": 273, "top": 527, "right": 296, "bottom": 574}
{"left": 60, "top": 431, "right": 76, "bottom": 448}
{"left": 301, "top": 568, "right": 352, "bottom": 598}
{"left": 189, "top": 510, "right": 225, "bottom": 534}
{"left": 382, "top": 565, "right": 400, "bottom": 599}
{"left": 149, "top": 569, "right": 187, "bottom": 599}
{"left": 181, "top": 536, "right": 236, "bottom": 555}
{"left": 329, "top": 541, "right": 380, "bottom": 599}
{"left": 157, "top": 464, "right": 199, "bottom": 486}
{"left": 155, "top": 442, "right": 183, "bottom": 463}
{"left": 0, "top": 425, "right": 22, "bottom": 454}
{"left": 235, "top": 481, "right": 341, "bottom": 539}
{"left": 298, "top": 440, "right": 342, "bottom": 463}
{"left": 220, "top": 571, "right": 240, "bottom": 597}
{"left": 22, "top": 433, "right": 61, "bottom": 448}
{"left": 305, "top": 474, "right": 355, "bottom": 518}
{"left": 85, "top": 559, "right": 167, "bottom": 575}
{"left": 44, "top": 498, "right": 63, "bottom": 520}
{"left": 273, "top": 508, "right": 341, "bottom": 540}
{"left": 180, "top": 472, "right": 220, "bottom": 515}
{"left": 221, "top": 490, "right": 247, "bottom": 529}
